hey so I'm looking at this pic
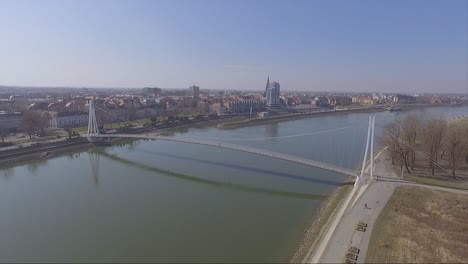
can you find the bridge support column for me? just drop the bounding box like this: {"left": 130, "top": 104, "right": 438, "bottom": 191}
{"left": 355, "top": 115, "right": 373, "bottom": 187}
{"left": 370, "top": 114, "right": 375, "bottom": 181}
{"left": 87, "top": 98, "right": 100, "bottom": 141}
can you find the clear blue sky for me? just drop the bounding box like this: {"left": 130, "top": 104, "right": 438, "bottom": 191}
{"left": 0, "top": 0, "right": 467, "bottom": 93}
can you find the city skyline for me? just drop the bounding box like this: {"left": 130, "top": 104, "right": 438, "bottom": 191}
{"left": 0, "top": 0, "right": 467, "bottom": 93}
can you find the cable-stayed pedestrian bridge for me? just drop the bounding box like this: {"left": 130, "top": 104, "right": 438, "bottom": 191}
{"left": 92, "top": 133, "right": 358, "bottom": 177}
{"left": 86, "top": 98, "right": 376, "bottom": 181}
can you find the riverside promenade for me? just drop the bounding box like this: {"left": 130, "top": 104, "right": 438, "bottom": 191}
{"left": 308, "top": 148, "right": 392, "bottom": 263}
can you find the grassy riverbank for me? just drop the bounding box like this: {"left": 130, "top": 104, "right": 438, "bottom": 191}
{"left": 366, "top": 185, "right": 468, "bottom": 263}
{"left": 290, "top": 179, "right": 354, "bottom": 263}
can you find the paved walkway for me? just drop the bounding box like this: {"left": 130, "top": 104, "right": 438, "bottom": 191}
{"left": 318, "top": 150, "right": 397, "bottom": 263}
{"left": 308, "top": 147, "right": 387, "bottom": 263}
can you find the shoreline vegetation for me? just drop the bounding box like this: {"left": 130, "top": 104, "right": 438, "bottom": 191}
{"left": 383, "top": 112, "right": 468, "bottom": 190}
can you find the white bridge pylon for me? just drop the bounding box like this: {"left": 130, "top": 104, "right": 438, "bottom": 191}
{"left": 355, "top": 114, "right": 376, "bottom": 186}
{"left": 87, "top": 98, "right": 100, "bottom": 138}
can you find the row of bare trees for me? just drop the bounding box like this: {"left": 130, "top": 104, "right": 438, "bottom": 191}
{"left": 21, "top": 111, "right": 49, "bottom": 139}
{"left": 382, "top": 113, "right": 468, "bottom": 176}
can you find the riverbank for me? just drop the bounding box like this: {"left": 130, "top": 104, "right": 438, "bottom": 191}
{"left": 218, "top": 103, "right": 462, "bottom": 129}
{"left": 218, "top": 107, "right": 384, "bottom": 128}
{"left": 0, "top": 138, "right": 94, "bottom": 166}
{"left": 448, "top": 114, "right": 468, "bottom": 125}
{"left": 0, "top": 136, "right": 142, "bottom": 166}
{"left": 290, "top": 179, "right": 354, "bottom": 263}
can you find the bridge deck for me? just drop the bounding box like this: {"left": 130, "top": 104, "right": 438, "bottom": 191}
{"left": 93, "top": 134, "right": 357, "bottom": 177}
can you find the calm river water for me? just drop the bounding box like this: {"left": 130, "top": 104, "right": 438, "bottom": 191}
{"left": 0, "top": 106, "right": 466, "bottom": 262}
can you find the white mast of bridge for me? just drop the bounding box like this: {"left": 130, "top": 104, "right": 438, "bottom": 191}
{"left": 355, "top": 114, "right": 375, "bottom": 186}
{"left": 87, "top": 97, "right": 100, "bottom": 139}
{"left": 370, "top": 114, "right": 375, "bottom": 181}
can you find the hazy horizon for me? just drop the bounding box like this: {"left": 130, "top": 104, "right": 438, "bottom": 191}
{"left": 1, "top": 0, "right": 467, "bottom": 94}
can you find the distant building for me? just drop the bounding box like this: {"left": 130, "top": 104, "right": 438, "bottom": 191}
{"left": 393, "top": 94, "right": 416, "bottom": 104}
{"left": 142, "top": 87, "right": 162, "bottom": 97}
{"left": 229, "top": 100, "right": 266, "bottom": 113}
{"left": 264, "top": 77, "right": 280, "bottom": 107}
{"left": 143, "top": 97, "right": 156, "bottom": 106}
{"left": 197, "top": 101, "right": 209, "bottom": 113}
{"left": 310, "top": 99, "right": 317, "bottom": 108}
{"left": 329, "top": 96, "right": 352, "bottom": 106}
{"left": 9, "top": 95, "right": 29, "bottom": 110}
{"left": 209, "top": 103, "right": 226, "bottom": 115}
{"left": 352, "top": 96, "right": 375, "bottom": 105}
{"left": 190, "top": 85, "right": 200, "bottom": 99}
{"left": 28, "top": 101, "right": 49, "bottom": 111}
{"left": 48, "top": 111, "right": 88, "bottom": 128}
{"left": 314, "top": 96, "right": 329, "bottom": 107}
{"left": 0, "top": 112, "right": 22, "bottom": 131}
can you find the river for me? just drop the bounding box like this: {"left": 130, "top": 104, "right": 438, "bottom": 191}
{"left": 0, "top": 106, "right": 466, "bottom": 262}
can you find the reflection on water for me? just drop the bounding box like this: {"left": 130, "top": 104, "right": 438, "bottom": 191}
{"left": 0, "top": 167, "right": 14, "bottom": 180}
{"left": 135, "top": 148, "right": 343, "bottom": 187}
{"left": 25, "top": 159, "right": 48, "bottom": 174}
{"left": 265, "top": 122, "right": 279, "bottom": 140}
{"left": 66, "top": 152, "right": 82, "bottom": 160}
{"left": 126, "top": 139, "right": 141, "bottom": 151}
{"left": 97, "top": 149, "right": 327, "bottom": 200}
{"left": 88, "top": 152, "right": 100, "bottom": 185}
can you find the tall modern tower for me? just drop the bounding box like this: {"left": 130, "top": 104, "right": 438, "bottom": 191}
{"left": 189, "top": 85, "right": 200, "bottom": 99}
{"left": 265, "top": 77, "right": 280, "bottom": 107}
{"left": 263, "top": 76, "right": 269, "bottom": 97}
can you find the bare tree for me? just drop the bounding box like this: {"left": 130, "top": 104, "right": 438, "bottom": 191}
{"left": 144, "top": 107, "right": 151, "bottom": 119}
{"left": 39, "top": 112, "right": 50, "bottom": 136}
{"left": 22, "top": 111, "right": 41, "bottom": 139}
{"left": 383, "top": 120, "right": 412, "bottom": 174}
{"left": 402, "top": 113, "right": 421, "bottom": 169}
{"left": 421, "top": 117, "right": 446, "bottom": 175}
{"left": 126, "top": 107, "right": 137, "bottom": 121}
{"left": 0, "top": 127, "right": 7, "bottom": 143}
{"left": 443, "top": 124, "right": 464, "bottom": 176}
